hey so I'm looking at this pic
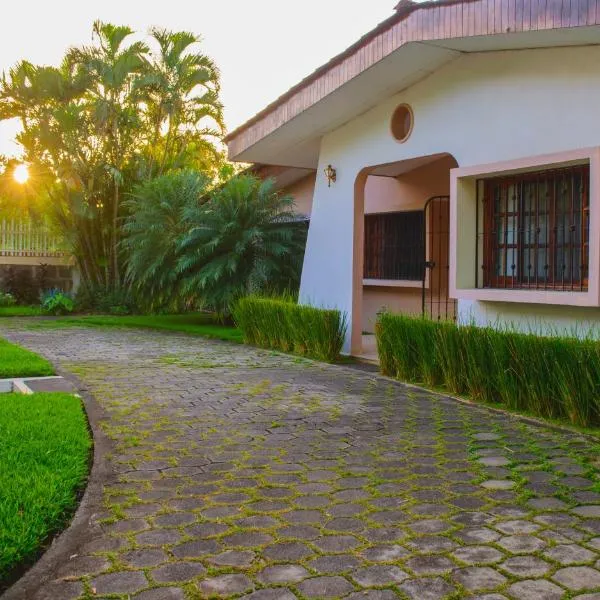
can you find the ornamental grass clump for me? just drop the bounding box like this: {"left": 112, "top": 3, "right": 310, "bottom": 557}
{"left": 234, "top": 297, "right": 347, "bottom": 362}
{"left": 376, "top": 312, "right": 600, "bottom": 428}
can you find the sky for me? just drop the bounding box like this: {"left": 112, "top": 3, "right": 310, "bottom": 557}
{"left": 0, "top": 0, "right": 396, "bottom": 158}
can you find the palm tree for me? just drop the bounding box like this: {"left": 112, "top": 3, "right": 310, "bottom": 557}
{"left": 178, "top": 175, "right": 307, "bottom": 318}
{"left": 137, "top": 28, "right": 224, "bottom": 177}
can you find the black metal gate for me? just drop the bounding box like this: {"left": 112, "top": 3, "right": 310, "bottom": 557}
{"left": 422, "top": 195, "right": 457, "bottom": 321}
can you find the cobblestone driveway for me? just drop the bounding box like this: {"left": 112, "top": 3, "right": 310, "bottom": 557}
{"left": 3, "top": 325, "right": 600, "bottom": 600}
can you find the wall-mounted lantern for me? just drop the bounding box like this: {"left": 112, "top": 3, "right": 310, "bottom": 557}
{"left": 324, "top": 164, "right": 337, "bottom": 187}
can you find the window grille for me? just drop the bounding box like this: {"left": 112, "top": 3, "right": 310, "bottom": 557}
{"left": 364, "top": 211, "right": 425, "bottom": 280}
{"left": 477, "top": 165, "right": 589, "bottom": 291}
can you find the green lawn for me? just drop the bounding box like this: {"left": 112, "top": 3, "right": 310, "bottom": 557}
{"left": 29, "top": 313, "right": 243, "bottom": 343}
{"left": 0, "top": 393, "right": 91, "bottom": 589}
{"left": 0, "top": 306, "right": 42, "bottom": 317}
{"left": 0, "top": 338, "right": 54, "bottom": 379}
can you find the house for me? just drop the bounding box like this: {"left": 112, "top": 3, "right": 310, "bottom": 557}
{"left": 226, "top": 0, "right": 600, "bottom": 355}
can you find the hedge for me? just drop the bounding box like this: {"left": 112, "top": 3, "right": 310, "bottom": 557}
{"left": 234, "top": 297, "right": 347, "bottom": 362}
{"left": 376, "top": 312, "right": 600, "bottom": 428}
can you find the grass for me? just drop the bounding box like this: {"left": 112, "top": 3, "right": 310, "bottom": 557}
{"left": 0, "top": 338, "right": 54, "bottom": 379}
{"left": 234, "top": 296, "right": 347, "bottom": 362}
{"left": 26, "top": 313, "right": 243, "bottom": 343}
{"left": 0, "top": 392, "right": 91, "bottom": 590}
{"left": 0, "top": 306, "right": 42, "bottom": 317}
{"left": 376, "top": 312, "right": 600, "bottom": 429}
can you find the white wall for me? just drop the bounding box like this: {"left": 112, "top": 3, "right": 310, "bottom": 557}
{"left": 299, "top": 45, "right": 600, "bottom": 350}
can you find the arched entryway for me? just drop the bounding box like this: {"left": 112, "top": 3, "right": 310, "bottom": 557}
{"left": 351, "top": 153, "right": 459, "bottom": 358}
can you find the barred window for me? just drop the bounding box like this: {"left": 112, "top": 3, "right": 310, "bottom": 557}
{"left": 364, "top": 211, "right": 425, "bottom": 280}
{"left": 479, "top": 165, "right": 589, "bottom": 291}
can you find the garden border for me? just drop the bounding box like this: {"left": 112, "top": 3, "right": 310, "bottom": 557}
{"left": 2, "top": 365, "right": 114, "bottom": 600}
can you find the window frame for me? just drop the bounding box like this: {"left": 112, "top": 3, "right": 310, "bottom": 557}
{"left": 363, "top": 210, "right": 425, "bottom": 282}
{"left": 481, "top": 165, "right": 590, "bottom": 292}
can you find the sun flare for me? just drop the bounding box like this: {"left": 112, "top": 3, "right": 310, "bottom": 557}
{"left": 13, "top": 164, "right": 29, "bottom": 184}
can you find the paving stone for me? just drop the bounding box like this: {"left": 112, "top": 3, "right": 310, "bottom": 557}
{"left": 307, "top": 554, "right": 362, "bottom": 573}
{"left": 500, "top": 556, "right": 551, "bottom": 577}
{"left": 91, "top": 571, "right": 148, "bottom": 595}
{"left": 455, "top": 527, "right": 501, "bottom": 544}
{"left": 408, "top": 535, "right": 457, "bottom": 553}
{"left": 257, "top": 564, "right": 310, "bottom": 584}
{"left": 451, "top": 545, "right": 504, "bottom": 565}
{"left": 405, "top": 555, "right": 456, "bottom": 575}
{"left": 207, "top": 550, "right": 256, "bottom": 567}
{"left": 552, "top": 566, "right": 600, "bottom": 590}
{"left": 221, "top": 531, "right": 273, "bottom": 547}
{"left": 481, "top": 480, "right": 515, "bottom": 490}
{"left": 507, "top": 579, "right": 564, "bottom": 600}
{"left": 452, "top": 567, "right": 507, "bottom": 591}
{"left": 346, "top": 592, "right": 401, "bottom": 600}
{"left": 361, "top": 544, "right": 410, "bottom": 562}
{"left": 263, "top": 541, "right": 314, "bottom": 561}
{"left": 136, "top": 529, "right": 183, "bottom": 546}
{"left": 527, "top": 497, "right": 568, "bottom": 510}
{"left": 152, "top": 561, "right": 206, "bottom": 582}
{"left": 134, "top": 587, "right": 186, "bottom": 600}
{"left": 122, "top": 549, "right": 168, "bottom": 568}
{"left": 573, "top": 505, "right": 600, "bottom": 518}
{"left": 171, "top": 539, "right": 219, "bottom": 558}
{"left": 543, "top": 543, "right": 597, "bottom": 564}
{"left": 198, "top": 574, "right": 254, "bottom": 596}
{"left": 240, "top": 590, "right": 297, "bottom": 600}
{"left": 495, "top": 520, "right": 540, "bottom": 535}
{"left": 296, "top": 575, "right": 355, "bottom": 598}
{"left": 496, "top": 535, "right": 546, "bottom": 553}
{"left": 352, "top": 565, "right": 409, "bottom": 586}
{"left": 400, "top": 576, "right": 457, "bottom": 600}
{"left": 313, "top": 535, "right": 361, "bottom": 552}
{"left": 154, "top": 512, "right": 197, "bottom": 527}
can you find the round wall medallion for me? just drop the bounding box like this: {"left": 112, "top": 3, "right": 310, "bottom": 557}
{"left": 391, "top": 103, "right": 414, "bottom": 143}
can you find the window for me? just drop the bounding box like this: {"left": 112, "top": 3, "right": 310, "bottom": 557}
{"left": 479, "top": 165, "right": 589, "bottom": 291}
{"left": 390, "top": 104, "right": 414, "bottom": 143}
{"left": 364, "top": 211, "right": 425, "bottom": 280}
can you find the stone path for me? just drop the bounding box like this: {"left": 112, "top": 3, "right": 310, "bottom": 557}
{"left": 2, "top": 324, "right": 600, "bottom": 600}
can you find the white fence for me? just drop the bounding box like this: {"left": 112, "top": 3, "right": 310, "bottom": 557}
{"left": 0, "top": 220, "right": 66, "bottom": 257}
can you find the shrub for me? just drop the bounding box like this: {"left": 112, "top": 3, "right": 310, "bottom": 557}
{"left": 234, "top": 297, "right": 347, "bottom": 362}
{"left": 4, "top": 267, "right": 39, "bottom": 305}
{"left": 74, "top": 285, "right": 137, "bottom": 315}
{"left": 0, "top": 292, "right": 15, "bottom": 307}
{"left": 376, "top": 312, "right": 600, "bottom": 428}
{"left": 41, "top": 289, "right": 74, "bottom": 316}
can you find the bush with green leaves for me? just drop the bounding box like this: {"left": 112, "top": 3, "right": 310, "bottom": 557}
{"left": 376, "top": 312, "right": 600, "bottom": 428}
{"left": 41, "top": 290, "right": 74, "bottom": 316}
{"left": 74, "top": 285, "right": 137, "bottom": 315}
{"left": 234, "top": 296, "right": 347, "bottom": 362}
{"left": 124, "top": 173, "right": 308, "bottom": 316}
{"left": 123, "top": 170, "right": 210, "bottom": 311}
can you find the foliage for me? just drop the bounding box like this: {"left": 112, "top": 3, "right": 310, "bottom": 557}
{"left": 0, "top": 291, "right": 15, "bottom": 307}
{"left": 0, "top": 393, "right": 90, "bottom": 589}
{"left": 122, "top": 170, "right": 210, "bottom": 310}
{"left": 74, "top": 284, "right": 137, "bottom": 315}
{"left": 0, "top": 336, "right": 54, "bottom": 378}
{"left": 234, "top": 296, "right": 347, "bottom": 362}
{"left": 178, "top": 175, "right": 308, "bottom": 316}
{"left": 27, "top": 313, "right": 242, "bottom": 343}
{"left": 376, "top": 312, "right": 600, "bottom": 428}
{"left": 0, "top": 22, "right": 224, "bottom": 290}
{"left": 41, "top": 289, "right": 74, "bottom": 316}
{"left": 124, "top": 173, "right": 307, "bottom": 316}
{"left": 3, "top": 267, "right": 39, "bottom": 305}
